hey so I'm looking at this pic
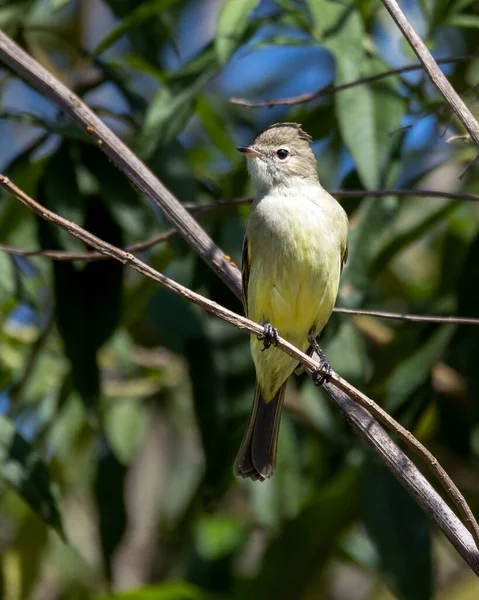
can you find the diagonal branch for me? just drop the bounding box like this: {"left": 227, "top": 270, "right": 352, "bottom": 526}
{"left": 2, "top": 172, "right": 479, "bottom": 572}
{"left": 380, "top": 0, "right": 479, "bottom": 147}
{"left": 230, "top": 55, "right": 479, "bottom": 108}
{"left": 2, "top": 28, "right": 479, "bottom": 571}
{"left": 0, "top": 29, "right": 241, "bottom": 297}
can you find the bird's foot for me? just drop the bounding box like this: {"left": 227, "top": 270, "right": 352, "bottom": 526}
{"left": 311, "top": 346, "right": 332, "bottom": 386}
{"left": 258, "top": 323, "right": 279, "bottom": 351}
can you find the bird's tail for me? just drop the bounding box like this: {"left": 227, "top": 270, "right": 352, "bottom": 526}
{"left": 234, "top": 382, "right": 287, "bottom": 481}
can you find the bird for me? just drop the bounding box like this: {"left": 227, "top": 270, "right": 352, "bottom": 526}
{"left": 234, "top": 122, "right": 349, "bottom": 481}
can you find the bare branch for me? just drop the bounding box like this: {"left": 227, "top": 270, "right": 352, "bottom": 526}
{"left": 0, "top": 29, "right": 242, "bottom": 297}
{"left": 230, "top": 55, "right": 479, "bottom": 108}
{"left": 0, "top": 230, "right": 177, "bottom": 262}
{"left": 380, "top": 0, "right": 479, "bottom": 147}
{"left": 334, "top": 308, "right": 479, "bottom": 326}
{"left": 2, "top": 172, "right": 479, "bottom": 571}
{"left": 2, "top": 188, "right": 478, "bottom": 262}
{"left": 2, "top": 28, "right": 479, "bottom": 569}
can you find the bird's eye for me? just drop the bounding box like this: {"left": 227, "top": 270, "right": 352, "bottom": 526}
{"left": 276, "top": 149, "right": 289, "bottom": 159}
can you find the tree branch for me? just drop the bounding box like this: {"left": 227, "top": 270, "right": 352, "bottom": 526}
{"left": 0, "top": 29, "right": 242, "bottom": 297}
{"left": 230, "top": 55, "right": 479, "bottom": 108}
{"left": 2, "top": 28, "right": 479, "bottom": 571}
{"left": 380, "top": 0, "right": 479, "bottom": 147}
{"left": 2, "top": 172, "right": 479, "bottom": 572}
{"left": 2, "top": 188, "right": 478, "bottom": 262}
{"left": 334, "top": 308, "right": 479, "bottom": 326}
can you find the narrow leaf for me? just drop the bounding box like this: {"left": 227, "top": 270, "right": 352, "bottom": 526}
{"left": 95, "top": 581, "right": 218, "bottom": 600}
{"left": 215, "top": 0, "right": 259, "bottom": 64}
{"left": 92, "top": 0, "right": 181, "bottom": 57}
{"left": 0, "top": 416, "right": 64, "bottom": 537}
{"left": 363, "top": 456, "right": 432, "bottom": 600}
{"left": 374, "top": 200, "right": 461, "bottom": 274}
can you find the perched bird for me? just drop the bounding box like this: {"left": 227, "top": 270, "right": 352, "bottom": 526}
{"left": 235, "top": 123, "right": 348, "bottom": 481}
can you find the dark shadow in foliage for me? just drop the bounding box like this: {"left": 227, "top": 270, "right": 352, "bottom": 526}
{"left": 362, "top": 454, "right": 432, "bottom": 600}
{"left": 236, "top": 468, "right": 359, "bottom": 600}
{"left": 0, "top": 417, "right": 64, "bottom": 538}
{"left": 436, "top": 231, "right": 479, "bottom": 455}
{"left": 37, "top": 162, "right": 123, "bottom": 413}
{"left": 94, "top": 436, "right": 128, "bottom": 582}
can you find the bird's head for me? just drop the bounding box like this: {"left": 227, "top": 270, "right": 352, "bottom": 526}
{"left": 238, "top": 123, "right": 318, "bottom": 193}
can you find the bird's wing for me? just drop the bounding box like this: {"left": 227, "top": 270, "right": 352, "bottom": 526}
{"left": 341, "top": 241, "right": 348, "bottom": 272}
{"left": 241, "top": 235, "right": 251, "bottom": 313}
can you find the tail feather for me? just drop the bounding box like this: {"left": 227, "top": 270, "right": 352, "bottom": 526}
{"left": 234, "top": 383, "right": 287, "bottom": 481}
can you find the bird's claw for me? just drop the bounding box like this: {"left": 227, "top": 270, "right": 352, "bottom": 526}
{"left": 312, "top": 355, "right": 332, "bottom": 386}
{"left": 258, "top": 323, "right": 279, "bottom": 351}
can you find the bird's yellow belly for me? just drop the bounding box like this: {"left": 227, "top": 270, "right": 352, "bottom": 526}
{"left": 246, "top": 216, "right": 341, "bottom": 400}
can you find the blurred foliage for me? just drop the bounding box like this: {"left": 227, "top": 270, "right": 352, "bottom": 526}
{"left": 1, "top": 0, "right": 479, "bottom": 598}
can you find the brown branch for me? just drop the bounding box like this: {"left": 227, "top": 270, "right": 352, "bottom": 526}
{"left": 2, "top": 188, "right": 478, "bottom": 262}
{"left": 0, "top": 29, "right": 242, "bottom": 297}
{"left": 335, "top": 308, "right": 479, "bottom": 326}
{"left": 2, "top": 172, "right": 479, "bottom": 572}
{"left": 332, "top": 189, "right": 479, "bottom": 202}
{"left": 380, "top": 0, "right": 479, "bottom": 147}
{"left": 2, "top": 28, "right": 479, "bottom": 569}
{"left": 0, "top": 230, "right": 177, "bottom": 262}
{"left": 4, "top": 184, "right": 479, "bottom": 325}
{"left": 230, "top": 55, "right": 479, "bottom": 108}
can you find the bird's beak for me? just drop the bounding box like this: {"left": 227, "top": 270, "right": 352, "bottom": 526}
{"left": 237, "top": 146, "right": 262, "bottom": 158}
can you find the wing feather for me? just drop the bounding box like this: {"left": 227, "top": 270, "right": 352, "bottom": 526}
{"left": 241, "top": 235, "right": 250, "bottom": 313}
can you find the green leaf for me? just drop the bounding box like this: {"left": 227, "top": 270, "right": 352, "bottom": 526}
{"left": 447, "top": 13, "right": 479, "bottom": 27}
{"left": 195, "top": 515, "right": 247, "bottom": 561}
{"left": 196, "top": 96, "right": 238, "bottom": 160}
{"left": 95, "top": 581, "right": 219, "bottom": 600}
{"left": 41, "top": 143, "right": 86, "bottom": 253}
{"left": 0, "top": 253, "right": 15, "bottom": 309}
{"left": 105, "top": 400, "right": 146, "bottom": 465}
{"left": 215, "top": 0, "right": 259, "bottom": 64}
{"left": 15, "top": 512, "right": 49, "bottom": 599}
{"left": 49, "top": 0, "right": 72, "bottom": 12}
{"left": 367, "top": 59, "right": 407, "bottom": 171}
{"left": 327, "top": 13, "right": 379, "bottom": 189}
{"left": 384, "top": 324, "right": 455, "bottom": 414}
{"left": 307, "top": 0, "right": 348, "bottom": 39}
{"left": 38, "top": 196, "right": 124, "bottom": 413}
{"left": 92, "top": 0, "right": 182, "bottom": 57}
{"left": 0, "top": 138, "right": 47, "bottom": 243}
{"left": 362, "top": 456, "right": 432, "bottom": 600}
{"left": 79, "top": 145, "right": 154, "bottom": 240}
{"left": 243, "top": 468, "right": 359, "bottom": 600}
{"left": 374, "top": 200, "right": 462, "bottom": 274}
{"left": 138, "top": 48, "right": 217, "bottom": 158}
{"left": 436, "top": 231, "right": 479, "bottom": 453}
{"left": 341, "top": 196, "right": 400, "bottom": 305}
{"left": 0, "top": 416, "right": 64, "bottom": 537}
{"left": 94, "top": 442, "right": 127, "bottom": 579}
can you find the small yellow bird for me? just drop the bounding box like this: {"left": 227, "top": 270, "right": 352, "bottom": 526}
{"left": 235, "top": 123, "right": 348, "bottom": 481}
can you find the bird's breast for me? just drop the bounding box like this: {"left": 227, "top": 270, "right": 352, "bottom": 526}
{"left": 246, "top": 192, "right": 341, "bottom": 337}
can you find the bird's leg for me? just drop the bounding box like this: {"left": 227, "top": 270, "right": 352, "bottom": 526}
{"left": 308, "top": 330, "right": 332, "bottom": 386}
{"left": 258, "top": 322, "right": 279, "bottom": 351}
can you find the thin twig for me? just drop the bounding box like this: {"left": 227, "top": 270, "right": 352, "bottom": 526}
{"left": 0, "top": 230, "right": 177, "bottom": 262}
{"left": 2, "top": 173, "right": 479, "bottom": 570}
{"left": 2, "top": 188, "right": 478, "bottom": 262}
{"left": 230, "top": 55, "right": 479, "bottom": 108}
{"left": 2, "top": 29, "right": 479, "bottom": 570}
{"left": 3, "top": 186, "right": 479, "bottom": 325}
{"left": 334, "top": 308, "right": 479, "bottom": 326}
{"left": 0, "top": 29, "right": 241, "bottom": 297}
{"left": 380, "top": 0, "right": 479, "bottom": 147}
